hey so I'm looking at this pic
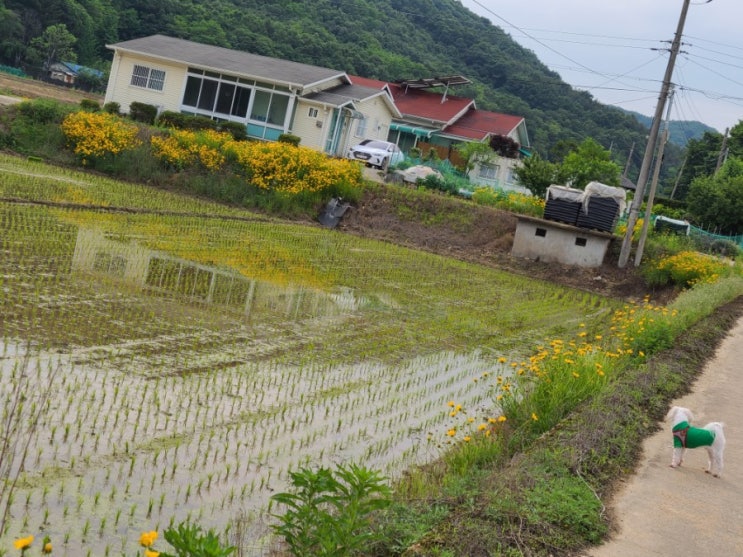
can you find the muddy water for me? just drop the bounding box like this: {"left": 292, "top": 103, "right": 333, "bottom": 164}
{"left": 0, "top": 206, "right": 607, "bottom": 555}
{"left": 1, "top": 341, "right": 501, "bottom": 555}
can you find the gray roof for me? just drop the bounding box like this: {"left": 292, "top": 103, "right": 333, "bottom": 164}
{"left": 304, "top": 84, "right": 386, "bottom": 107}
{"left": 108, "top": 34, "right": 347, "bottom": 91}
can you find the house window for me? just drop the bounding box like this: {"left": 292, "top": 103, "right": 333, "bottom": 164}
{"left": 575, "top": 237, "right": 587, "bottom": 247}
{"left": 130, "top": 64, "right": 165, "bottom": 91}
{"left": 355, "top": 116, "right": 367, "bottom": 137}
{"left": 250, "top": 89, "right": 290, "bottom": 126}
{"left": 478, "top": 163, "right": 499, "bottom": 180}
{"left": 183, "top": 75, "right": 251, "bottom": 118}
{"left": 148, "top": 69, "right": 166, "bottom": 91}
{"left": 535, "top": 228, "right": 547, "bottom": 237}
{"left": 308, "top": 107, "right": 318, "bottom": 118}
{"left": 181, "top": 69, "right": 292, "bottom": 138}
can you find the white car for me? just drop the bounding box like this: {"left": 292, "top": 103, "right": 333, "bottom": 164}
{"left": 347, "top": 139, "right": 404, "bottom": 169}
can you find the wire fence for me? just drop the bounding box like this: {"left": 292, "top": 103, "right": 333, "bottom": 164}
{"left": 689, "top": 224, "right": 743, "bottom": 248}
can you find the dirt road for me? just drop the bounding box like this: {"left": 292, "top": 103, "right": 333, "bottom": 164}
{"left": 587, "top": 316, "right": 743, "bottom": 556}
{"left": 0, "top": 73, "right": 102, "bottom": 105}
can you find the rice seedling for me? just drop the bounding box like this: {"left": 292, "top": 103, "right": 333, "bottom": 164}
{"left": 0, "top": 154, "right": 625, "bottom": 555}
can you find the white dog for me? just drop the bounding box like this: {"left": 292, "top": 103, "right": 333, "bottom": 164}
{"left": 666, "top": 405, "right": 725, "bottom": 477}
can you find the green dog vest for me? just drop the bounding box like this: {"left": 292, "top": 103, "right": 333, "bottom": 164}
{"left": 673, "top": 421, "right": 715, "bottom": 448}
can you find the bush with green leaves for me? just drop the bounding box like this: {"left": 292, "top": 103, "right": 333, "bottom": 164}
{"left": 278, "top": 133, "right": 301, "bottom": 146}
{"left": 157, "top": 110, "right": 216, "bottom": 131}
{"left": 140, "top": 521, "right": 235, "bottom": 557}
{"left": 271, "top": 464, "right": 392, "bottom": 557}
{"left": 217, "top": 120, "right": 248, "bottom": 141}
{"left": 79, "top": 98, "right": 100, "bottom": 112}
{"left": 16, "top": 98, "right": 73, "bottom": 124}
{"left": 103, "top": 101, "right": 120, "bottom": 115}
{"left": 129, "top": 101, "right": 158, "bottom": 125}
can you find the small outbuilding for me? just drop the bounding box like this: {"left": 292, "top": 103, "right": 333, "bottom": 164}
{"left": 511, "top": 215, "right": 616, "bottom": 268}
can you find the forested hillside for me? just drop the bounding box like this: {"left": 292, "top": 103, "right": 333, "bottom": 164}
{"left": 627, "top": 110, "right": 715, "bottom": 147}
{"left": 1, "top": 0, "right": 652, "bottom": 165}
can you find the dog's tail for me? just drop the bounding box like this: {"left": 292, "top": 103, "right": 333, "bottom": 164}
{"left": 707, "top": 422, "right": 725, "bottom": 439}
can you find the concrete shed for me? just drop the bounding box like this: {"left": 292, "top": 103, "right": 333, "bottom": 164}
{"left": 511, "top": 215, "right": 616, "bottom": 268}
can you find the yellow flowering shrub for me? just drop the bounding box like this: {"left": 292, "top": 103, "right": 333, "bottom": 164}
{"left": 151, "top": 129, "right": 230, "bottom": 171}
{"left": 647, "top": 250, "right": 728, "bottom": 288}
{"left": 61, "top": 111, "right": 141, "bottom": 163}
{"left": 150, "top": 130, "right": 362, "bottom": 197}
{"left": 660, "top": 251, "right": 727, "bottom": 286}
{"left": 444, "top": 297, "right": 679, "bottom": 444}
{"left": 224, "top": 140, "right": 362, "bottom": 195}
{"left": 616, "top": 218, "right": 643, "bottom": 240}
{"left": 471, "top": 187, "right": 545, "bottom": 217}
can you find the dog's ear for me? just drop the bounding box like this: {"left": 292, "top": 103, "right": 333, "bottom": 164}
{"left": 666, "top": 406, "right": 678, "bottom": 420}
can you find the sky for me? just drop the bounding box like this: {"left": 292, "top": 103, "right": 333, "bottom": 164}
{"left": 459, "top": 0, "right": 743, "bottom": 132}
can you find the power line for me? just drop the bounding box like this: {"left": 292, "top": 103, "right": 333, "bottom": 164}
{"left": 466, "top": 0, "right": 613, "bottom": 79}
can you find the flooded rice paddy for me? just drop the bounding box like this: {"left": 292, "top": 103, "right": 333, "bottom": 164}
{"left": 0, "top": 159, "right": 618, "bottom": 555}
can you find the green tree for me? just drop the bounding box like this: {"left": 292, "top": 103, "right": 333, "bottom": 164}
{"left": 549, "top": 138, "right": 579, "bottom": 163}
{"left": 28, "top": 23, "right": 76, "bottom": 71}
{"left": 0, "top": 7, "right": 25, "bottom": 65}
{"left": 558, "top": 138, "right": 620, "bottom": 189}
{"left": 725, "top": 120, "right": 743, "bottom": 158}
{"left": 514, "top": 153, "right": 557, "bottom": 197}
{"left": 676, "top": 130, "right": 723, "bottom": 200}
{"left": 685, "top": 157, "right": 743, "bottom": 235}
{"left": 454, "top": 140, "right": 494, "bottom": 174}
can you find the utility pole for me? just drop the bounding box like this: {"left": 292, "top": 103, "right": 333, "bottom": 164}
{"left": 618, "top": 0, "right": 694, "bottom": 268}
{"left": 635, "top": 90, "right": 674, "bottom": 266}
{"left": 670, "top": 155, "right": 686, "bottom": 199}
{"left": 715, "top": 127, "right": 729, "bottom": 174}
{"left": 622, "top": 142, "right": 635, "bottom": 181}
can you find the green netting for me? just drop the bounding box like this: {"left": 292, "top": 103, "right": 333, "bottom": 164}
{"left": 0, "top": 65, "right": 27, "bottom": 78}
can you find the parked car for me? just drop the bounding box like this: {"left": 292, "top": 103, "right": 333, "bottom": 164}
{"left": 346, "top": 139, "right": 404, "bottom": 169}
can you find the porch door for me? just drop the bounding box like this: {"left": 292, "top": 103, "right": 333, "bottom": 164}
{"left": 324, "top": 109, "right": 344, "bottom": 155}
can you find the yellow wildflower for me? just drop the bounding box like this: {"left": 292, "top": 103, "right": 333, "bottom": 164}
{"left": 145, "top": 551, "right": 160, "bottom": 557}
{"left": 14, "top": 536, "right": 33, "bottom": 550}
{"left": 140, "top": 531, "right": 158, "bottom": 548}
{"left": 531, "top": 413, "right": 539, "bottom": 421}
{"left": 447, "top": 429, "right": 456, "bottom": 437}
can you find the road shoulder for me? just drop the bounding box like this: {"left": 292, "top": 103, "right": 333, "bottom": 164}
{"left": 587, "top": 316, "right": 743, "bottom": 557}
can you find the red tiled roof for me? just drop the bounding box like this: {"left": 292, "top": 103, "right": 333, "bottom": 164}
{"left": 349, "top": 75, "right": 474, "bottom": 125}
{"left": 443, "top": 108, "right": 524, "bottom": 141}
{"left": 350, "top": 76, "right": 389, "bottom": 89}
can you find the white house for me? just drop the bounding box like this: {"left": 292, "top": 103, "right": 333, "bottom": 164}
{"left": 103, "top": 35, "right": 399, "bottom": 156}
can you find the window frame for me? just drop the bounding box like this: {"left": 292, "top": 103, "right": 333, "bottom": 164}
{"left": 130, "top": 64, "right": 166, "bottom": 92}
{"left": 478, "top": 163, "right": 499, "bottom": 181}
{"left": 355, "top": 116, "right": 367, "bottom": 138}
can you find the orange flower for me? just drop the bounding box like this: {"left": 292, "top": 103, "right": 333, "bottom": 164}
{"left": 139, "top": 531, "right": 158, "bottom": 548}
{"left": 14, "top": 535, "right": 33, "bottom": 550}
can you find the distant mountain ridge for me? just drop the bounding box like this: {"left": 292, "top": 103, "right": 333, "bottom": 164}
{"left": 624, "top": 110, "right": 717, "bottom": 147}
